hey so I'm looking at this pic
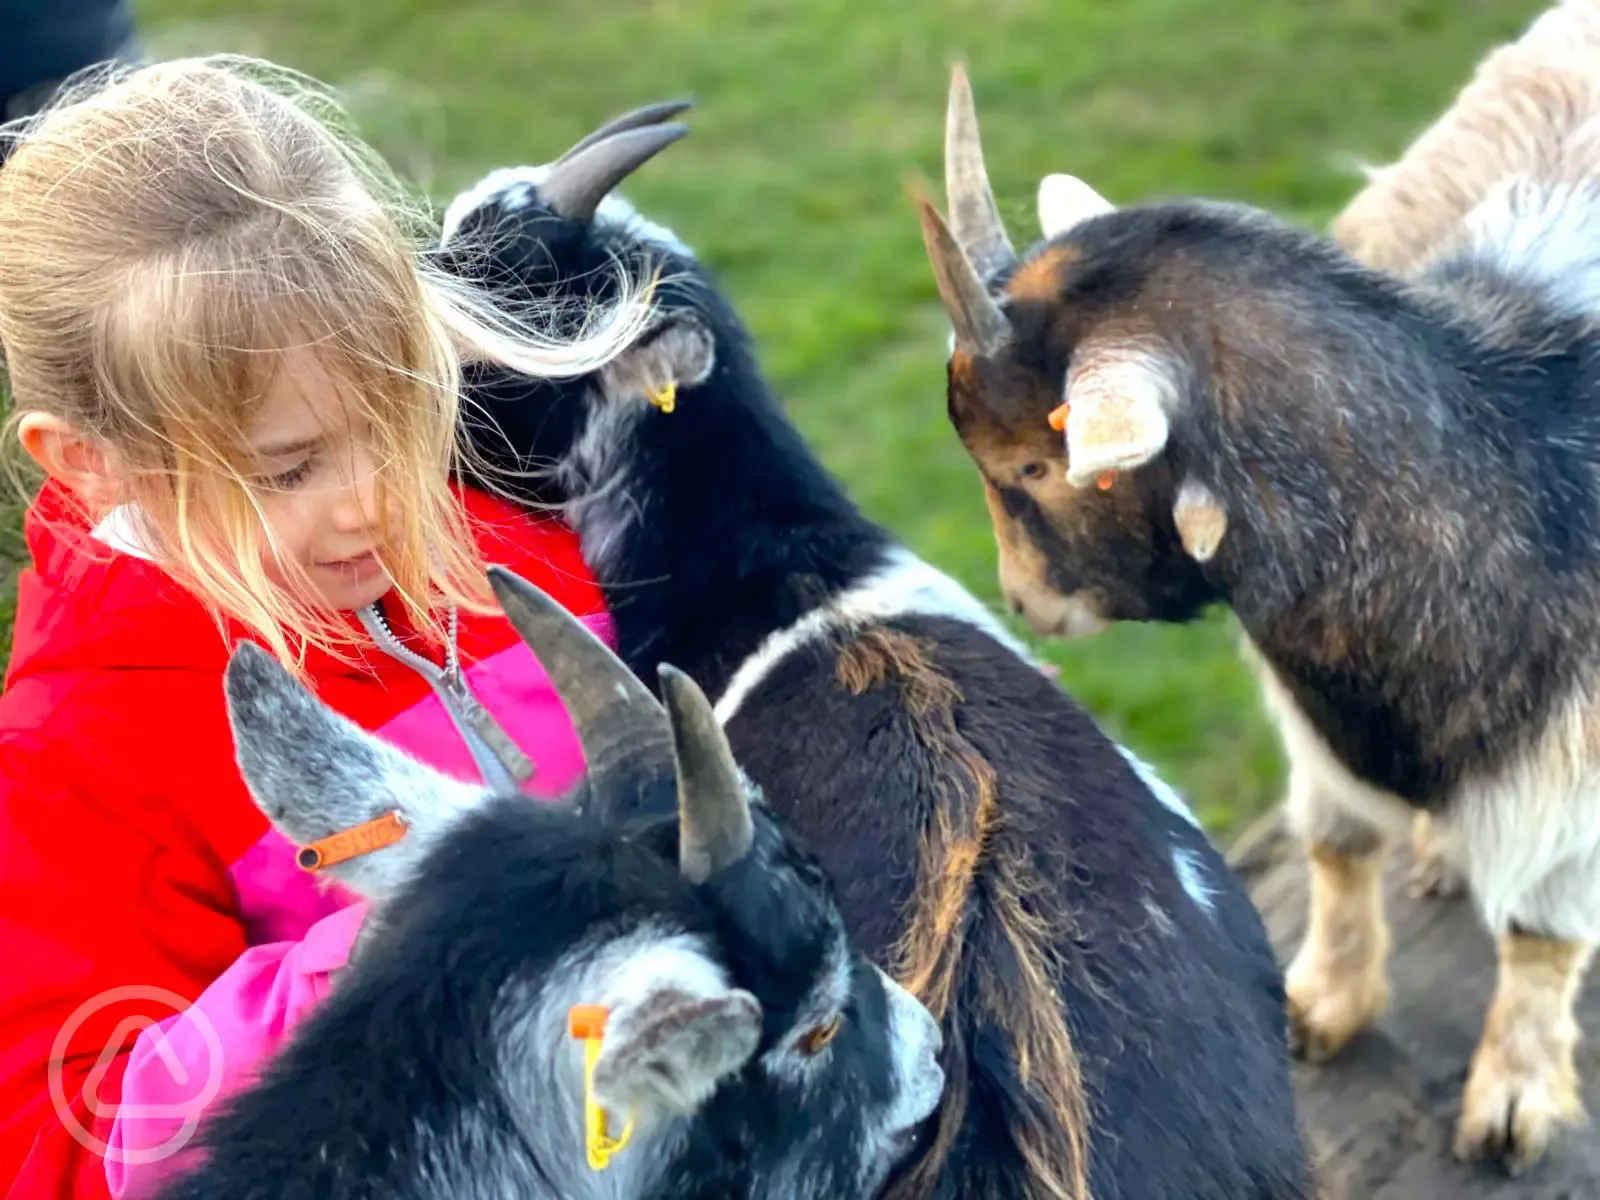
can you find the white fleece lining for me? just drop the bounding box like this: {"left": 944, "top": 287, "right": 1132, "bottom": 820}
{"left": 91, "top": 504, "right": 156, "bottom": 562}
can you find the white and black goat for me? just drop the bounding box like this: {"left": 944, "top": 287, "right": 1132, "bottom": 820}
{"left": 913, "top": 11, "right": 1600, "bottom": 1177}
{"left": 153, "top": 569, "right": 945, "bottom": 1200}
{"left": 434, "top": 103, "right": 1317, "bottom": 1199}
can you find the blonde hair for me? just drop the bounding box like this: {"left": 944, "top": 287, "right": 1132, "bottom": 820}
{"left": 0, "top": 54, "right": 658, "bottom": 668}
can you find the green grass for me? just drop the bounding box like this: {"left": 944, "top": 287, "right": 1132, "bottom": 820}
{"left": 2, "top": 0, "right": 1552, "bottom": 840}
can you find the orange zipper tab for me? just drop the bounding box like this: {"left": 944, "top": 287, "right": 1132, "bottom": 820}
{"left": 296, "top": 810, "right": 409, "bottom": 872}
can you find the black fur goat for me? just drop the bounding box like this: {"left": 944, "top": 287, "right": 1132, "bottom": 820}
{"left": 436, "top": 102, "right": 1316, "bottom": 1199}
{"left": 154, "top": 569, "right": 945, "bottom": 1199}
{"left": 913, "top": 30, "right": 1600, "bottom": 1179}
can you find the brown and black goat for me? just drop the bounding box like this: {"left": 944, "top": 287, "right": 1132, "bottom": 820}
{"left": 435, "top": 101, "right": 1316, "bottom": 1199}
{"left": 913, "top": 12, "right": 1600, "bottom": 1176}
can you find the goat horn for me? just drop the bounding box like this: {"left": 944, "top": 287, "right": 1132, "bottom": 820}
{"left": 486, "top": 566, "right": 673, "bottom": 799}
{"left": 555, "top": 98, "right": 695, "bottom": 165}
{"left": 658, "top": 664, "right": 754, "bottom": 883}
{"left": 916, "top": 195, "right": 1010, "bottom": 356}
{"left": 945, "top": 64, "right": 1015, "bottom": 282}
{"left": 540, "top": 123, "right": 690, "bottom": 222}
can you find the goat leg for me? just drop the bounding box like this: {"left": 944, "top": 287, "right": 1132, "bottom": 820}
{"left": 1453, "top": 931, "right": 1594, "bottom": 1175}
{"left": 1406, "top": 810, "right": 1466, "bottom": 900}
{"left": 1285, "top": 815, "right": 1393, "bottom": 1063}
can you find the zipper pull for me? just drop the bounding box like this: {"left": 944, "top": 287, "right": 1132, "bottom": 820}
{"left": 443, "top": 667, "right": 538, "bottom": 786}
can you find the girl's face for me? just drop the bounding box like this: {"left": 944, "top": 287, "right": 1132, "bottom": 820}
{"left": 243, "top": 351, "right": 399, "bottom": 612}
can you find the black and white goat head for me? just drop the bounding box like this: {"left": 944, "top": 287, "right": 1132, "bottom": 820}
{"left": 434, "top": 99, "right": 739, "bottom": 523}
{"left": 155, "top": 568, "right": 943, "bottom": 1200}
{"left": 434, "top": 100, "right": 887, "bottom": 696}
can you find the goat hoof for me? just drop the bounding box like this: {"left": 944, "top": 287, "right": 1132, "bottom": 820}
{"left": 1452, "top": 1049, "right": 1585, "bottom": 1176}
{"left": 1285, "top": 954, "right": 1388, "bottom": 1064}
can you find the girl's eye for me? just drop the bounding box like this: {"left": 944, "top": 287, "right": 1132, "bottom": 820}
{"left": 798, "top": 1015, "right": 843, "bottom": 1056}
{"left": 263, "top": 457, "right": 315, "bottom": 490}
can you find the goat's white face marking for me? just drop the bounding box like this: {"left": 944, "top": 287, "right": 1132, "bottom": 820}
{"left": 1037, "top": 172, "right": 1116, "bottom": 240}
{"left": 876, "top": 968, "right": 946, "bottom": 1140}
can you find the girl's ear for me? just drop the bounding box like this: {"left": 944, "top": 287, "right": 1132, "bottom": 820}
{"left": 16, "top": 413, "right": 120, "bottom": 509}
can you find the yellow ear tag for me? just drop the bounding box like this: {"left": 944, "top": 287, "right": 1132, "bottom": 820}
{"left": 568, "top": 1005, "right": 635, "bottom": 1170}
{"left": 646, "top": 380, "right": 677, "bottom": 413}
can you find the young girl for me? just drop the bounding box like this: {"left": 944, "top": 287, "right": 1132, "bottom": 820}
{"left": 0, "top": 55, "right": 656, "bottom": 1198}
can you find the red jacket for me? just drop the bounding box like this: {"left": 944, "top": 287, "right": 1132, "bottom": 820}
{"left": 0, "top": 478, "right": 612, "bottom": 1198}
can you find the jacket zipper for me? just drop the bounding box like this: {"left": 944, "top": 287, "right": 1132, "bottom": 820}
{"left": 356, "top": 602, "right": 536, "bottom": 794}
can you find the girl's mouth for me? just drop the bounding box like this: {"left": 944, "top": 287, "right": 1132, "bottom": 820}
{"left": 318, "top": 551, "right": 385, "bottom": 584}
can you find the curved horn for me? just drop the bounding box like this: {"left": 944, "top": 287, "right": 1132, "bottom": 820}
{"left": 540, "top": 123, "right": 690, "bottom": 222}
{"left": 658, "top": 664, "right": 754, "bottom": 883}
{"left": 556, "top": 98, "right": 695, "bottom": 165}
{"left": 916, "top": 195, "right": 1010, "bottom": 357}
{"left": 487, "top": 566, "right": 673, "bottom": 796}
{"left": 946, "top": 64, "right": 1015, "bottom": 282}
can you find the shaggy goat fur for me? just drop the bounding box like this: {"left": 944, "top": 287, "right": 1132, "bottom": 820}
{"left": 435, "top": 106, "right": 1316, "bottom": 1200}
{"left": 913, "top": 3, "right": 1600, "bottom": 1178}
{"left": 153, "top": 579, "right": 945, "bottom": 1200}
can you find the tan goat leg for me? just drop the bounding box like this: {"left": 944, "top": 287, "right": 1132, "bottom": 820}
{"left": 1453, "top": 932, "right": 1594, "bottom": 1175}
{"left": 1285, "top": 836, "right": 1393, "bottom": 1064}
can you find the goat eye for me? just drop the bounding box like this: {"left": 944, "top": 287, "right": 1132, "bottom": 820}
{"left": 1017, "top": 462, "right": 1047, "bottom": 482}
{"left": 798, "top": 1015, "right": 842, "bottom": 1055}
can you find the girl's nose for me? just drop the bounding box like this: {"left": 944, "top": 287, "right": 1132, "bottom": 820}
{"left": 332, "top": 451, "right": 383, "bottom": 534}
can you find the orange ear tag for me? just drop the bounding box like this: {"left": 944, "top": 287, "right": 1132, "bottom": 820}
{"left": 569, "top": 1005, "right": 636, "bottom": 1169}
{"left": 295, "top": 810, "right": 408, "bottom": 872}
{"left": 1045, "top": 403, "right": 1116, "bottom": 489}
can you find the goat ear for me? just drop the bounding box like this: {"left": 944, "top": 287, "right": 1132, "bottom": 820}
{"left": 590, "top": 949, "right": 762, "bottom": 1118}
{"left": 1173, "top": 478, "right": 1227, "bottom": 562}
{"left": 1059, "top": 355, "right": 1176, "bottom": 487}
{"left": 1037, "top": 173, "right": 1115, "bottom": 240}
{"left": 596, "top": 315, "right": 716, "bottom": 411}
{"left": 222, "top": 642, "right": 489, "bottom": 900}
